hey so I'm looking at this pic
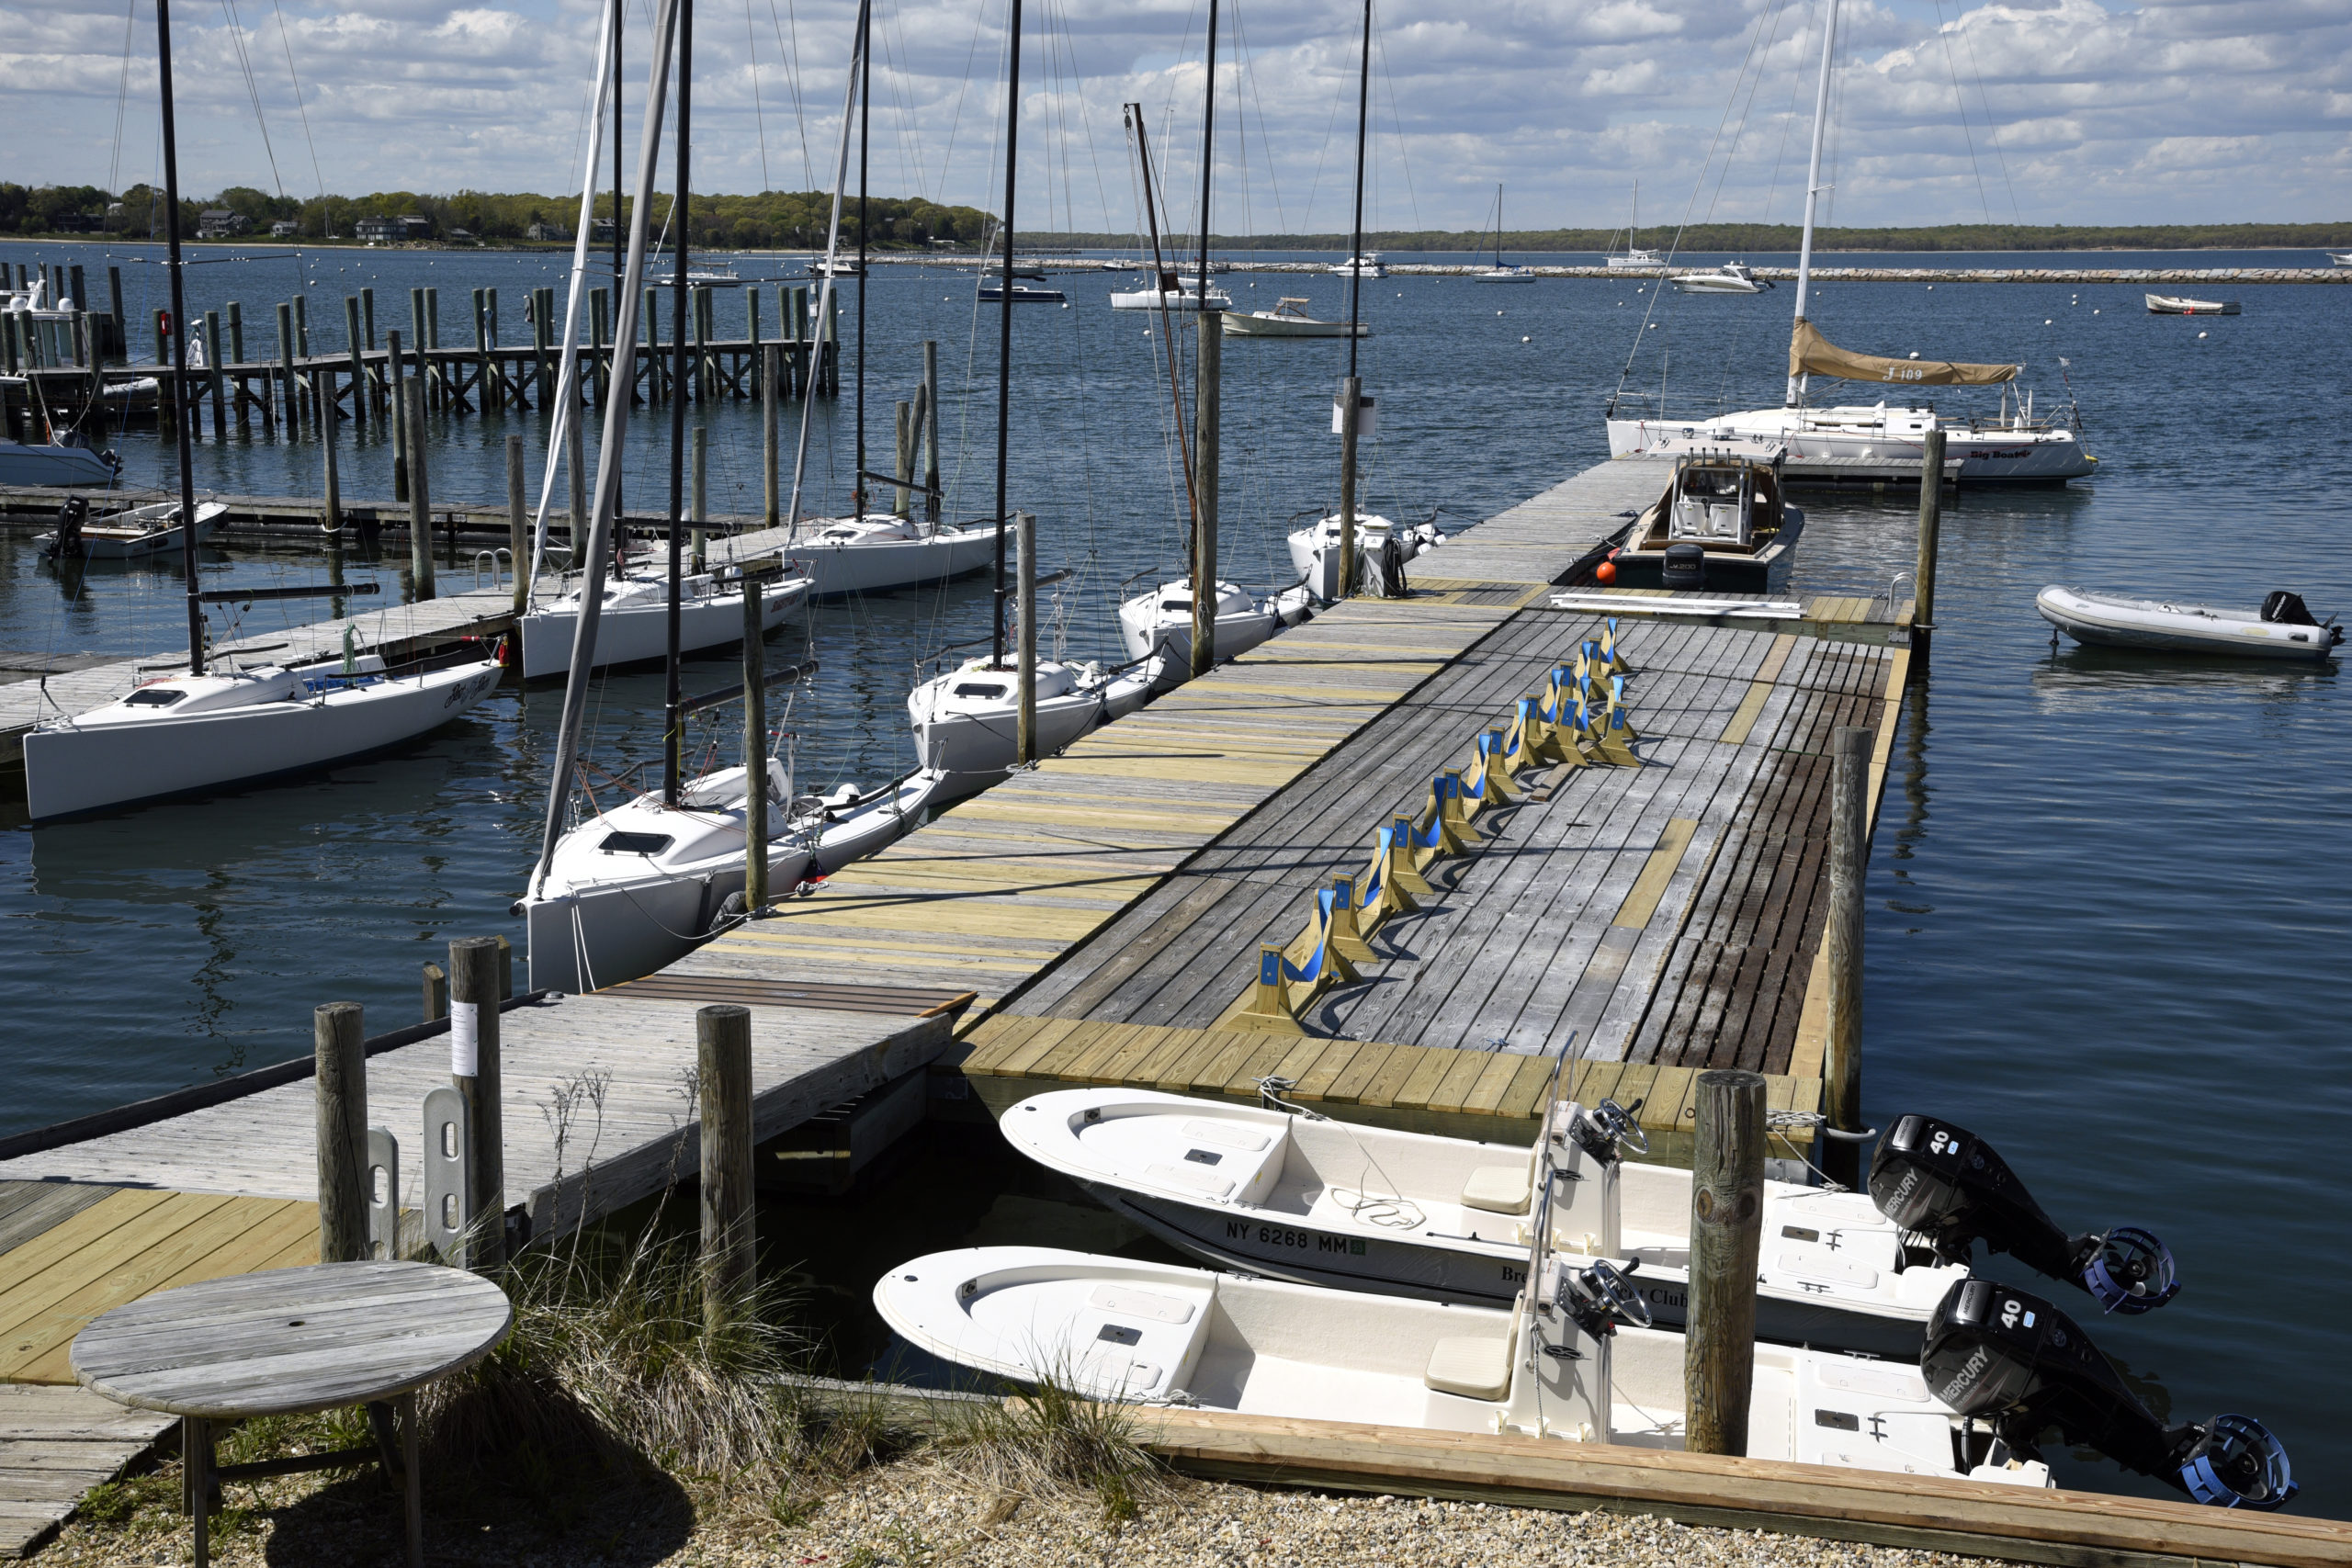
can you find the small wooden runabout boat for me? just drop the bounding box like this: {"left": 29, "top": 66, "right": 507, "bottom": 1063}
{"left": 2144, "top": 293, "right": 2239, "bottom": 315}
{"left": 2037, "top": 586, "right": 2341, "bottom": 661}
{"left": 1598, "top": 452, "right": 1803, "bottom": 592}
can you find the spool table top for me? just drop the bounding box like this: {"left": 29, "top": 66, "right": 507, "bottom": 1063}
{"left": 71, "top": 1259, "right": 512, "bottom": 1420}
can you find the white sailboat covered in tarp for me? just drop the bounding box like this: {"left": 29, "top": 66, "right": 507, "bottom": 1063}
{"left": 1603, "top": 0, "right": 2094, "bottom": 484}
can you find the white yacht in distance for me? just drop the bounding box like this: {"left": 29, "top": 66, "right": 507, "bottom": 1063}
{"left": 1671, "top": 260, "right": 1772, "bottom": 294}
{"left": 1603, "top": 0, "right": 2094, "bottom": 484}
{"left": 1329, "top": 252, "right": 1385, "bottom": 279}
{"left": 1109, "top": 273, "right": 1234, "bottom": 311}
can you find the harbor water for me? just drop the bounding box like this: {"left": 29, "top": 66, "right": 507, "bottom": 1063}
{"left": 3, "top": 241, "right": 2346, "bottom": 1509}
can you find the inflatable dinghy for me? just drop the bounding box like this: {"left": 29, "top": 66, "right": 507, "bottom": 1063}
{"left": 2038, "top": 586, "right": 2340, "bottom": 661}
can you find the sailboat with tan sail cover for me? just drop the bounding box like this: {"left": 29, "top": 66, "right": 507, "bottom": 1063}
{"left": 1603, "top": 0, "right": 2093, "bottom": 484}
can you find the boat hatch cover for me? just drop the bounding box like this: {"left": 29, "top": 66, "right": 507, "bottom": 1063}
{"left": 954, "top": 682, "right": 1009, "bottom": 699}
{"left": 600, "top": 831, "right": 673, "bottom": 856}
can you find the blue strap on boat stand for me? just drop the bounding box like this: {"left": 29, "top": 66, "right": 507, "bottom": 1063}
{"left": 1279, "top": 887, "right": 1340, "bottom": 986}
{"left": 1358, "top": 837, "right": 1386, "bottom": 908}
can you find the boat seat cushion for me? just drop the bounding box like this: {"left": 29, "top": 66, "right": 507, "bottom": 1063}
{"left": 1425, "top": 1334, "right": 1513, "bottom": 1401}
{"left": 1461, "top": 1156, "right": 1535, "bottom": 1215}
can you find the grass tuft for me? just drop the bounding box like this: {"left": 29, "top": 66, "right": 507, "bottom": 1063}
{"left": 933, "top": 1371, "right": 1163, "bottom": 1525}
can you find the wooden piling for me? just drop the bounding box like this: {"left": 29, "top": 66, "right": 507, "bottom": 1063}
{"left": 313, "top": 1001, "right": 369, "bottom": 1266}
{"left": 1913, "top": 429, "right": 1943, "bottom": 660}
{"left": 153, "top": 306, "right": 167, "bottom": 371}
{"left": 590, "top": 288, "right": 611, "bottom": 407}
{"left": 893, "top": 400, "right": 912, "bottom": 517}
{"left": 746, "top": 288, "right": 763, "bottom": 399}
{"left": 224, "top": 299, "right": 243, "bottom": 365}
{"left": 762, "top": 344, "right": 780, "bottom": 529}
{"left": 203, "top": 310, "right": 227, "bottom": 440}
{"left": 107, "top": 266, "right": 126, "bottom": 358}
{"left": 387, "top": 330, "right": 408, "bottom": 502}
{"left": 696, "top": 1003, "right": 755, "bottom": 1334}
{"left": 361, "top": 284, "right": 378, "bottom": 351}
{"left": 644, "top": 287, "right": 661, "bottom": 401}
{"left": 532, "top": 288, "right": 551, "bottom": 409}
{"left": 691, "top": 424, "right": 708, "bottom": 573}
{"left": 405, "top": 380, "right": 435, "bottom": 601}
{"left": 322, "top": 405, "right": 342, "bottom": 535}
{"left": 277, "top": 302, "right": 300, "bottom": 437}
{"left": 1192, "top": 311, "right": 1221, "bottom": 679}
{"left": 422, "top": 962, "right": 448, "bottom": 1021}
{"left": 424, "top": 288, "right": 442, "bottom": 411}
{"left": 506, "top": 434, "right": 527, "bottom": 615}
{"left": 342, "top": 296, "right": 367, "bottom": 432}
{"left": 741, "top": 573, "right": 769, "bottom": 910}
{"left": 566, "top": 377, "right": 587, "bottom": 559}
{"left": 692, "top": 286, "right": 710, "bottom": 400}
{"left": 1338, "top": 374, "right": 1363, "bottom": 595}
{"left": 472, "top": 288, "right": 493, "bottom": 412}
{"left": 408, "top": 288, "right": 427, "bottom": 413}
{"left": 1685, "top": 1067, "right": 1766, "bottom": 1457}
{"left": 1823, "top": 724, "right": 1871, "bottom": 1188}
{"left": 449, "top": 936, "right": 505, "bottom": 1269}
{"left": 1017, "top": 512, "right": 1038, "bottom": 763}
{"left": 922, "top": 339, "right": 940, "bottom": 520}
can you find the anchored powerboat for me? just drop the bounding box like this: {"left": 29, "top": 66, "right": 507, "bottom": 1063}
{"left": 1600, "top": 453, "right": 1804, "bottom": 592}
{"left": 1671, "top": 261, "right": 1772, "bottom": 294}
{"left": 1114, "top": 578, "right": 1313, "bottom": 686}
{"left": 0, "top": 433, "right": 120, "bottom": 488}
{"left": 520, "top": 761, "right": 946, "bottom": 993}
{"left": 24, "top": 651, "right": 503, "bottom": 822}
{"left": 906, "top": 655, "right": 1156, "bottom": 787}
{"left": 1329, "top": 253, "right": 1385, "bottom": 279}
{"left": 40, "top": 497, "right": 226, "bottom": 560}
{"left": 2037, "top": 586, "right": 2340, "bottom": 661}
{"left": 1222, "top": 299, "right": 1367, "bottom": 338}
{"left": 519, "top": 563, "right": 808, "bottom": 680}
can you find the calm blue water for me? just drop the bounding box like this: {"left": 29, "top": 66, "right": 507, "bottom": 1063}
{"left": 5, "top": 239, "right": 2347, "bottom": 1510}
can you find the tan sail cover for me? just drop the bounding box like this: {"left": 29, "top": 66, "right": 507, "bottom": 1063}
{"left": 1789, "top": 318, "right": 2018, "bottom": 386}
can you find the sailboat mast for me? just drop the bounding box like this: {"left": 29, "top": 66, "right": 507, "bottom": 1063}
{"left": 662, "top": 0, "right": 693, "bottom": 807}
{"left": 854, "top": 17, "right": 870, "bottom": 518}
{"left": 1194, "top": 0, "right": 1216, "bottom": 309}
{"left": 1126, "top": 107, "right": 1198, "bottom": 532}
{"left": 532, "top": 0, "right": 684, "bottom": 897}
{"left": 782, "top": 0, "right": 865, "bottom": 540}
{"left": 614, "top": 0, "right": 624, "bottom": 355}
{"left": 1344, "top": 0, "right": 1370, "bottom": 372}
{"left": 155, "top": 0, "right": 202, "bottom": 675}
{"left": 1495, "top": 183, "right": 1503, "bottom": 269}
{"left": 1787, "top": 0, "right": 1838, "bottom": 405}
{"left": 991, "top": 0, "right": 1022, "bottom": 669}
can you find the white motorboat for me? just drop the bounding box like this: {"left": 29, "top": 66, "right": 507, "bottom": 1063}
{"left": 1222, "top": 298, "right": 1367, "bottom": 338}
{"left": 906, "top": 655, "right": 1156, "bottom": 785}
{"left": 518, "top": 564, "right": 808, "bottom": 680}
{"left": 999, "top": 1089, "right": 1964, "bottom": 1359}
{"left": 1109, "top": 280, "right": 1234, "bottom": 311}
{"left": 2144, "top": 293, "right": 2238, "bottom": 315}
{"left": 1608, "top": 400, "right": 2095, "bottom": 484}
{"left": 1286, "top": 511, "right": 1443, "bottom": 599}
{"left": 23, "top": 652, "right": 503, "bottom": 822}
{"left": 40, "top": 498, "right": 226, "bottom": 560}
{"left": 521, "top": 761, "right": 946, "bottom": 993}
{"left": 1599, "top": 454, "right": 1804, "bottom": 592}
{"left": 1329, "top": 253, "right": 1385, "bottom": 279}
{"left": 876, "top": 1243, "right": 2061, "bottom": 1484}
{"left": 0, "top": 434, "right": 120, "bottom": 488}
{"left": 2037, "top": 586, "right": 2341, "bottom": 661}
{"left": 1114, "top": 578, "right": 1313, "bottom": 684}
{"left": 786, "top": 513, "right": 1000, "bottom": 598}
{"left": 2331, "top": 252, "right": 2352, "bottom": 267}
{"left": 1671, "top": 261, "right": 1772, "bottom": 294}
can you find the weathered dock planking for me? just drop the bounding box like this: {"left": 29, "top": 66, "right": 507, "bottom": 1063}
{"left": 0, "top": 1384, "right": 175, "bottom": 1559}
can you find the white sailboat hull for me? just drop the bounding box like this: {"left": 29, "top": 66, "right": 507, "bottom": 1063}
{"left": 1605, "top": 411, "right": 2096, "bottom": 483}
{"left": 40, "top": 500, "right": 227, "bottom": 559}
{"left": 908, "top": 663, "right": 1156, "bottom": 784}
{"left": 1222, "top": 312, "right": 1367, "bottom": 338}
{"left": 23, "top": 659, "right": 502, "bottom": 821}
{"left": 792, "top": 525, "right": 998, "bottom": 597}
{"left": 519, "top": 575, "right": 806, "bottom": 680}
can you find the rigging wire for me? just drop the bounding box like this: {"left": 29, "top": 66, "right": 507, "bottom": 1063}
{"left": 269, "top": 0, "right": 327, "bottom": 214}
{"left": 747, "top": 0, "right": 772, "bottom": 191}
{"left": 1927, "top": 0, "right": 1993, "bottom": 223}
{"left": 1951, "top": 3, "right": 2025, "bottom": 223}
{"left": 763, "top": 0, "right": 815, "bottom": 189}
{"left": 107, "top": 0, "right": 138, "bottom": 199}
{"left": 217, "top": 0, "right": 288, "bottom": 200}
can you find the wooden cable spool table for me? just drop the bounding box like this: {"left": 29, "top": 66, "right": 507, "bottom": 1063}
{"left": 71, "top": 1259, "right": 513, "bottom": 1568}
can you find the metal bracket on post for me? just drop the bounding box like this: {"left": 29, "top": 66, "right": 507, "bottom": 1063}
{"left": 366, "top": 1126, "right": 400, "bottom": 1260}
{"left": 422, "top": 1086, "right": 471, "bottom": 1269}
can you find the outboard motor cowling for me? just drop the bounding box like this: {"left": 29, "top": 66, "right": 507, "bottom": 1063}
{"left": 2260, "top": 591, "right": 2316, "bottom": 626}
{"left": 1661, "top": 541, "right": 1706, "bottom": 591}
{"left": 1870, "top": 1114, "right": 2178, "bottom": 1314}
{"left": 1924, "top": 1280, "right": 2295, "bottom": 1509}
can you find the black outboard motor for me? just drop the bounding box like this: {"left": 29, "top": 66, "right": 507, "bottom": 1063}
{"left": 1870, "top": 1114, "right": 2178, "bottom": 1314}
{"left": 1661, "top": 541, "right": 1706, "bottom": 591}
{"left": 2260, "top": 591, "right": 2344, "bottom": 647}
{"left": 1924, "top": 1280, "right": 2295, "bottom": 1509}
{"left": 47, "top": 496, "right": 88, "bottom": 561}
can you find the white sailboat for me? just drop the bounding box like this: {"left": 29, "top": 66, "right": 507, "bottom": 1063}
{"left": 1472, "top": 185, "right": 1534, "bottom": 284}
{"left": 1114, "top": 577, "right": 1313, "bottom": 685}
{"left": 517, "top": 563, "right": 808, "bottom": 680}
{"left": 907, "top": 656, "right": 1156, "bottom": 786}
{"left": 1605, "top": 184, "right": 1661, "bottom": 269}
{"left": 786, "top": 513, "right": 998, "bottom": 597}
{"left": 1109, "top": 274, "right": 1234, "bottom": 311}
{"left": 1603, "top": 0, "right": 2093, "bottom": 484}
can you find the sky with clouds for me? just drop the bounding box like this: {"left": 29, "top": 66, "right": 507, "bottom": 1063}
{"left": 6, "top": 0, "right": 2347, "bottom": 232}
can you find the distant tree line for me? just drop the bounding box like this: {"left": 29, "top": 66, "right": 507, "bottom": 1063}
{"left": 0, "top": 183, "right": 994, "bottom": 249}
{"left": 3, "top": 186, "right": 2344, "bottom": 253}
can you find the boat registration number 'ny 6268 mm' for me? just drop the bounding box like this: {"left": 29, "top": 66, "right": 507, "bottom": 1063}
{"left": 1228, "top": 1220, "right": 1364, "bottom": 1256}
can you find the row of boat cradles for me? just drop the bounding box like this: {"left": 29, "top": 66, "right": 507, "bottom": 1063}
{"left": 874, "top": 1084, "right": 2298, "bottom": 1510}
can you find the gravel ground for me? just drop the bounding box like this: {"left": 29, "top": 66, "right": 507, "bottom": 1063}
{"left": 38, "top": 1443, "right": 2027, "bottom": 1568}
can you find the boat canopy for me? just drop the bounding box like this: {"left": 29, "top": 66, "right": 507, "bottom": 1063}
{"left": 1789, "top": 319, "right": 2018, "bottom": 387}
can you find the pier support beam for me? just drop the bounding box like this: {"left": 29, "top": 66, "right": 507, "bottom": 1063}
{"left": 692, "top": 424, "right": 708, "bottom": 574}
{"left": 1016, "top": 512, "right": 1037, "bottom": 763}
{"left": 387, "top": 331, "right": 408, "bottom": 500}
{"left": 1338, "top": 375, "right": 1363, "bottom": 596}
{"left": 313, "top": 1001, "right": 369, "bottom": 1266}
{"left": 1685, "top": 1067, "right": 1765, "bottom": 1457}
{"left": 922, "top": 339, "right": 940, "bottom": 522}
{"left": 762, "top": 344, "right": 779, "bottom": 529}
{"left": 697, "top": 1004, "right": 755, "bottom": 1336}
{"left": 404, "top": 380, "right": 435, "bottom": 601}
{"left": 1823, "top": 725, "right": 1871, "bottom": 1188}
{"left": 450, "top": 936, "right": 506, "bottom": 1269}
{"left": 1192, "top": 311, "right": 1221, "bottom": 679}
{"left": 1913, "top": 428, "right": 1943, "bottom": 662}
{"left": 506, "top": 434, "right": 527, "bottom": 615}
{"left": 741, "top": 571, "right": 771, "bottom": 910}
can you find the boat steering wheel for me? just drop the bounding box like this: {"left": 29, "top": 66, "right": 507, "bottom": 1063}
{"left": 1578, "top": 1260, "right": 1654, "bottom": 1330}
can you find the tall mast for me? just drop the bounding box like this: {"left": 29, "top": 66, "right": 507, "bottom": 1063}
{"left": 156, "top": 0, "right": 202, "bottom": 675}
{"left": 1495, "top": 183, "right": 1503, "bottom": 269}
{"left": 991, "top": 0, "right": 1022, "bottom": 668}
{"left": 854, "top": 12, "right": 870, "bottom": 518}
{"left": 662, "top": 0, "right": 692, "bottom": 805}
{"left": 782, "top": 0, "right": 865, "bottom": 544}
{"left": 1127, "top": 107, "right": 1197, "bottom": 536}
{"left": 1344, "top": 0, "right": 1370, "bottom": 373}
{"left": 1787, "top": 0, "right": 1839, "bottom": 406}
{"left": 614, "top": 0, "right": 624, "bottom": 336}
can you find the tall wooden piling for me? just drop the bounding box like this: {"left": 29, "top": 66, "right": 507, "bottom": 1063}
{"left": 1823, "top": 723, "right": 1871, "bottom": 1188}
{"left": 566, "top": 377, "right": 587, "bottom": 558}
{"left": 506, "top": 434, "right": 527, "bottom": 614}
{"left": 1192, "top": 311, "right": 1222, "bottom": 679}
{"left": 531, "top": 287, "right": 551, "bottom": 408}
{"left": 691, "top": 425, "right": 708, "bottom": 574}
{"left": 1016, "top": 513, "right": 1038, "bottom": 763}
{"left": 1338, "top": 375, "right": 1363, "bottom": 595}
{"left": 107, "top": 266, "right": 126, "bottom": 359}
{"left": 922, "top": 339, "right": 940, "bottom": 520}
{"left": 590, "top": 288, "right": 611, "bottom": 407}
{"left": 893, "top": 400, "right": 912, "bottom": 517}
{"left": 408, "top": 288, "right": 427, "bottom": 414}
{"left": 1685, "top": 1068, "right": 1766, "bottom": 1456}
{"left": 223, "top": 300, "right": 244, "bottom": 367}
{"left": 762, "top": 344, "right": 780, "bottom": 528}
{"left": 424, "top": 288, "right": 442, "bottom": 411}
{"left": 644, "top": 287, "right": 661, "bottom": 402}
{"left": 1914, "top": 428, "right": 1944, "bottom": 660}
{"left": 202, "top": 310, "right": 227, "bottom": 439}
{"left": 470, "top": 288, "right": 492, "bottom": 412}
{"left": 692, "top": 286, "right": 711, "bottom": 400}
{"left": 277, "top": 302, "right": 300, "bottom": 437}
{"left": 387, "top": 330, "right": 408, "bottom": 501}
{"left": 449, "top": 936, "right": 505, "bottom": 1269}
{"left": 696, "top": 1004, "right": 755, "bottom": 1335}
{"left": 404, "top": 380, "right": 435, "bottom": 601}
{"left": 322, "top": 405, "right": 343, "bottom": 535}
{"left": 342, "top": 296, "right": 367, "bottom": 432}
{"left": 741, "top": 574, "right": 770, "bottom": 910}
{"left": 313, "top": 1001, "right": 369, "bottom": 1266}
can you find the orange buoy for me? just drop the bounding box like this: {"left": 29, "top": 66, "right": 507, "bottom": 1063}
{"left": 1595, "top": 560, "right": 1618, "bottom": 584}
